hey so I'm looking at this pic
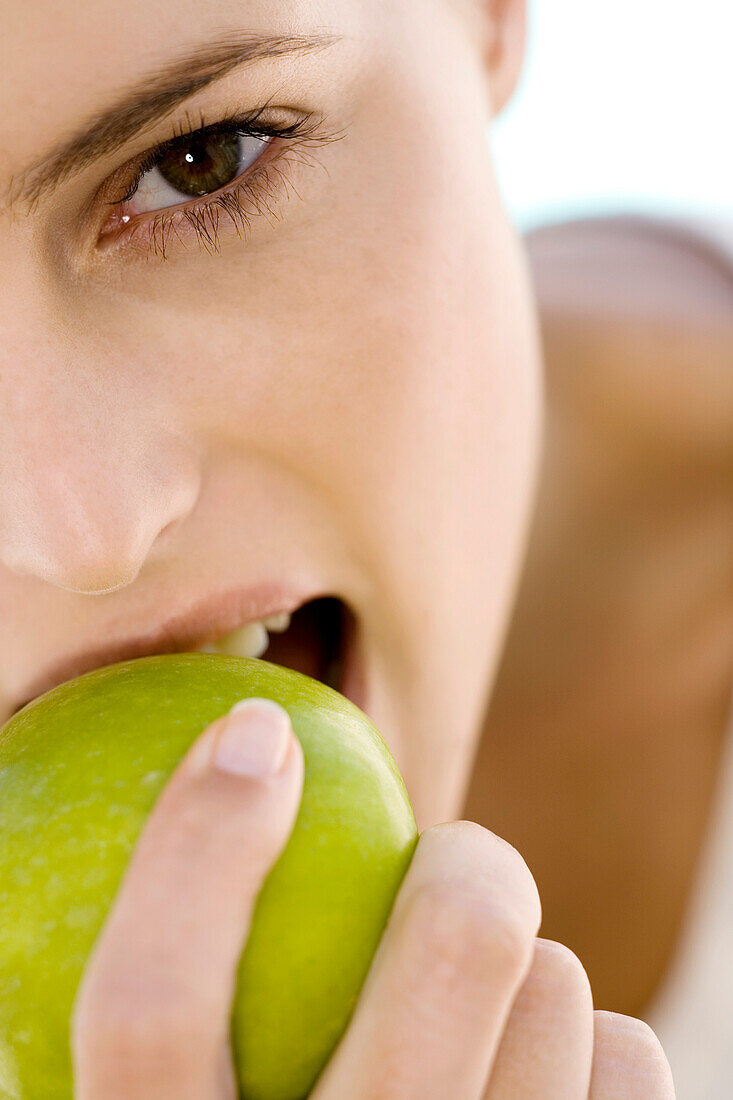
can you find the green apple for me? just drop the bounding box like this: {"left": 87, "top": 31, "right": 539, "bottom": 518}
{"left": 0, "top": 654, "right": 418, "bottom": 1100}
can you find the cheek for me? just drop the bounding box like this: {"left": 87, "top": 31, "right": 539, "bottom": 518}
{"left": 89, "top": 6, "right": 541, "bottom": 673}
{"left": 106, "top": 62, "right": 541, "bottom": 643}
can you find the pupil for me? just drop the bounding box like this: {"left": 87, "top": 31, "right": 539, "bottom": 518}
{"left": 157, "top": 132, "right": 242, "bottom": 198}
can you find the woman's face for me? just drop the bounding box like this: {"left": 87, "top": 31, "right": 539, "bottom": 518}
{"left": 0, "top": 0, "right": 540, "bottom": 827}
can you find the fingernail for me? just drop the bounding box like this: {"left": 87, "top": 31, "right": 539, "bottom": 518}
{"left": 213, "top": 698, "right": 292, "bottom": 777}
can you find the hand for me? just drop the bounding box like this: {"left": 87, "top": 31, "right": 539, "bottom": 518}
{"left": 72, "top": 700, "right": 675, "bottom": 1099}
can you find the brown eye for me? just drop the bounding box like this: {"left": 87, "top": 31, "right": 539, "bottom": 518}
{"left": 156, "top": 131, "right": 242, "bottom": 197}
{"left": 128, "top": 130, "right": 271, "bottom": 213}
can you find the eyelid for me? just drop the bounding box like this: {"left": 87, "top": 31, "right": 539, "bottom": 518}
{"left": 101, "top": 103, "right": 314, "bottom": 208}
{"left": 95, "top": 109, "right": 342, "bottom": 258}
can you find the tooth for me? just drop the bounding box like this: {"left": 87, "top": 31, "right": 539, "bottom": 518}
{"left": 216, "top": 620, "right": 269, "bottom": 659}
{"left": 195, "top": 643, "right": 219, "bottom": 653}
{"left": 262, "top": 612, "right": 291, "bottom": 633}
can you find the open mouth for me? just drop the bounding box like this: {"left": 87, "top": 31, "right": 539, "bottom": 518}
{"left": 7, "top": 594, "right": 365, "bottom": 721}
{"left": 192, "top": 595, "right": 362, "bottom": 706}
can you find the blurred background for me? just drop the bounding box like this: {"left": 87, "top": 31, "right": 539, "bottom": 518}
{"left": 475, "top": 4, "right": 732, "bottom": 1097}
{"left": 492, "top": 0, "right": 731, "bottom": 228}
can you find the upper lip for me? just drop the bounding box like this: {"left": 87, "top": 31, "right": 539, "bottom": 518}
{"left": 10, "top": 580, "right": 326, "bottom": 716}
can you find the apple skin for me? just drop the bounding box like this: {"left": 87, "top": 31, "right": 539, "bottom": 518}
{"left": 0, "top": 654, "right": 418, "bottom": 1100}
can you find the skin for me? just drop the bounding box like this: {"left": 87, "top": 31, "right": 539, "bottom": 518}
{"left": 0, "top": 0, "right": 676, "bottom": 1096}
{"left": 467, "top": 217, "right": 733, "bottom": 1016}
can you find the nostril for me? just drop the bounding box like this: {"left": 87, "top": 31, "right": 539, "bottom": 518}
{"left": 0, "top": 525, "right": 150, "bottom": 595}
{"left": 55, "top": 570, "right": 143, "bottom": 596}
{"left": 156, "top": 513, "right": 186, "bottom": 545}
{"left": 24, "top": 555, "right": 144, "bottom": 596}
{"left": 0, "top": 467, "right": 201, "bottom": 595}
{"left": 0, "top": 428, "right": 204, "bottom": 600}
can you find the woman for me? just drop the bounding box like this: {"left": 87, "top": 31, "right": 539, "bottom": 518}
{"left": 1, "top": 1, "right": 677, "bottom": 1096}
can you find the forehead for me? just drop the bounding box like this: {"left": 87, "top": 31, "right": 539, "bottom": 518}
{"left": 1, "top": 0, "right": 361, "bottom": 176}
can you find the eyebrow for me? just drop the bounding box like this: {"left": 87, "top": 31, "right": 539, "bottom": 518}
{"left": 7, "top": 31, "right": 341, "bottom": 211}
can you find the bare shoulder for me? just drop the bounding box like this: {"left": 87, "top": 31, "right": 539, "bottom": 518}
{"left": 525, "top": 213, "right": 733, "bottom": 469}
{"left": 465, "top": 215, "right": 732, "bottom": 1013}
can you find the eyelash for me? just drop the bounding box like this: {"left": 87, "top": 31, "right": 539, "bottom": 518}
{"left": 102, "top": 105, "right": 338, "bottom": 259}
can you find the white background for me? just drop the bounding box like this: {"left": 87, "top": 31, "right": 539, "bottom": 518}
{"left": 491, "top": 0, "right": 732, "bottom": 231}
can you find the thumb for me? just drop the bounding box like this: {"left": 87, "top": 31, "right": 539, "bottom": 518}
{"left": 72, "top": 697, "right": 303, "bottom": 1100}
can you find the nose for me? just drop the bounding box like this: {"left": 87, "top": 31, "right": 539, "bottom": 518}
{"left": 0, "top": 357, "right": 201, "bottom": 596}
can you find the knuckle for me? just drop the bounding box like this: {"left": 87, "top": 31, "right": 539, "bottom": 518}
{"left": 418, "top": 820, "right": 542, "bottom": 935}
{"left": 137, "top": 792, "right": 212, "bottom": 866}
{"left": 530, "top": 938, "right": 593, "bottom": 1009}
{"left": 403, "top": 877, "right": 534, "bottom": 996}
{"left": 74, "top": 977, "right": 219, "bottom": 1067}
{"left": 593, "top": 1011, "right": 675, "bottom": 1098}
{"left": 137, "top": 775, "right": 283, "bottom": 877}
{"left": 421, "top": 819, "right": 486, "bottom": 844}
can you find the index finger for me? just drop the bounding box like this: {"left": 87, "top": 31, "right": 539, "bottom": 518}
{"left": 312, "top": 820, "right": 542, "bottom": 1100}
